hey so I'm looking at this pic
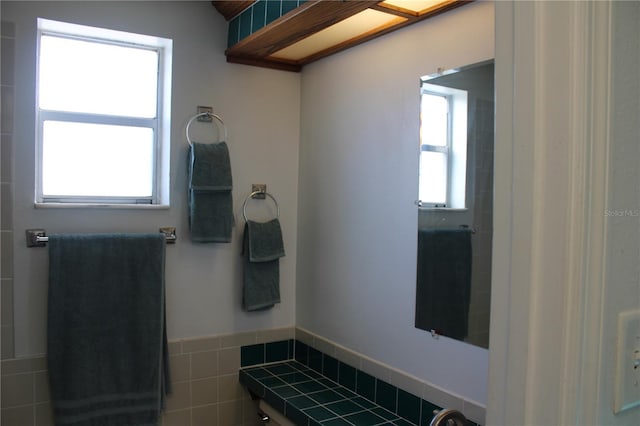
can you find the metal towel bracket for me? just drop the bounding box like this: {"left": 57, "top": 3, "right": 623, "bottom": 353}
{"left": 26, "top": 227, "right": 177, "bottom": 247}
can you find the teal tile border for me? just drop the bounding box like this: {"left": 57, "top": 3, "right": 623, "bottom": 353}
{"left": 239, "top": 339, "right": 482, "bottom": 426}
{"left": 227, "top": 0, "right": 310, "bottom": 48}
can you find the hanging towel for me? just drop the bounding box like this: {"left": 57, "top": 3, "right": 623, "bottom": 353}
{"left": 242, "top": 219, "right": 285, "bottom": 311}
{"left": 47, "top": 233, "right": 170, "bottom": 426}
{"left": 414, "top": 229, "right": 472, "bottom": 340}
{"left": 188, "top": 142, "right": 233, "bottom": 242}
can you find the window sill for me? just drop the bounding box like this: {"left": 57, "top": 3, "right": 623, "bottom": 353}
{"left": 35, "top": 202, "right": 170, "bottom": 210}
{"left": 419, "top": 207, "right": 468, "bottom": 212}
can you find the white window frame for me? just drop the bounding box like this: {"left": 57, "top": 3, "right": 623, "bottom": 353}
{"left": 419, "top": 82, "right": 468, "bottom": 209}
{"left": 35, "top": 18, "right": 173, "bottom": 208}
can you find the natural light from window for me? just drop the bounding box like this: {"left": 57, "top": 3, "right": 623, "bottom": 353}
{"left": 36, "top": 18, "right": 172, "bottom": 206}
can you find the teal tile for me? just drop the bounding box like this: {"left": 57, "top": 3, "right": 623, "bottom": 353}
{"left": 352, "top": 396, "right": 377, "bottom": 409}
{"left": 265, "top": 388, "right": 285, "bottom": 413}
{"left": 335, "top": 387, "right": 357, "bottom": 399}
{"left": 371, "top": 407, "right": 399, "bottom": 421}
{"left": 323, "top": 355, "right": 339, "bottom": 381}
{"left": 239, "top": 8, "right": 252, "bottom": 40}
{"left": 293, "top": 380, "right": 326, "bottom": 394}
{"left": 318, "top": 378, "right": 339, "bottom": 389}
{"left": 344, "top": 410, "right": 386, "bottom": 425}
{"left": 304, "top": 406, "right": 337, "bottom": 422}
{"left": 265, "top": 0, "right": 282, "bottom": 25}
{"left": 286, "top": 403, "right": 309, "bottom": 425}
{"left": 244, "top": 366, "right": 272, "bottom": 378}
{"left": 324, "top": 399, "right": 365, "bottom": 417}
{"left": 376, "top": 380, "right": 398, "bottom": 413}
{"left": 227, "top": 16, "right": 240, "bottom": 47}
{"left": 259, "top": 376, "right": 287, "bottom": 387}
{"left": 321, "top": 419, "right": 351, "bottom": 426}
{"left": 288, "top": 338, "right": 295, "bottom": 359}
{"left": 287, "top": 395, "right": 318, "bottom": 410}
{"left": 266, "top": 340, "right": 290, "bottom": 363}
{"left": 397, "top": 389, "right": 421, "bottom": 424}
{"left": 295, "top": 340, "right": 309, "bottom": 364}
{"left": 241, "top": 343, "right": 264, "bottom": 366}
{"left": 282, "top": 0, "right": 297, "bottom": 15}
{"left": 338, "top": 362, "right": 356, "bottom": 391}
{"left": 393, "top": 419, "right": 415, "bottom": 426}
{"left": 273, "top": 385, "right": 302, "bottom": 399}
{"left": 356, "top": 370, "right": 375, "bottom": 401}
{"left": 280, "top": 371, "right": 316, "bottom": 384}
{"left": 420, "top": 400, "right": 441, "bottom": 426}
{"left": 309, "top": 347, "right": 323, "bottom": 372}
{"left": 251, "top": 0, "right": 267, "bottom": 33}
{"left": 266, "top": 363, "right": 296, "bottom": 375}
{"left": 307, "top": 389, "right": 344, "bottom": 404}
{"left": 239, "top": 372, "right": 265, "bottom": 398}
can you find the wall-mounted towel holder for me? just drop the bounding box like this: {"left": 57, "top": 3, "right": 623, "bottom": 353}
{"left": 186, "top": 111, "right": 228, "bottom": 146}
{"left": 25, "top": 227, "right": 177, "bottom": 247}
{"left": 242, "top": 190, "right": 280, "bottom": 222}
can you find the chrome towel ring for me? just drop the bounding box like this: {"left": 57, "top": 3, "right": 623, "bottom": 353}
{"left": 185, "top": 112, "right": 228, "bottom": 146}
{"left": 243, "top": 191, "right": 280, "bottom": 222}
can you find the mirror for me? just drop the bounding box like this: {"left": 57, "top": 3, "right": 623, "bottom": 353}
{"left": 414, "top": 60, "right": 494, "bottom": 349}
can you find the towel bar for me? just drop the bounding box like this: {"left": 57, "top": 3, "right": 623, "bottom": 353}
{"left": 186, "top": 111, "right": 228, "bottom": 146}
{"left": 242, "top": 190, "right": 280, "bottom": 222}
{"left": 25, "top": 227, "right": 177, "bottom": 247}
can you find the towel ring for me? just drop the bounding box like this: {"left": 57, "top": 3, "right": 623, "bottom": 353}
{"left": 243, "top": 191, "right": 280, "bottom": 222}
{"left": 186, "top": 112, "right": 228, "bottom": 146}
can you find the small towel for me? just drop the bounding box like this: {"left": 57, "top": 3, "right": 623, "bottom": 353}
{"left": 188, "top": 142, "right": 233, "bottom": 242}
{"left": 47, "top": 233, "right": 170, "bottom": 426}
{"left": 247, "top": 218, "right": 285, "bottom": 262}
{"left": 242, "top": 219, "right": 285, "bottom": 311}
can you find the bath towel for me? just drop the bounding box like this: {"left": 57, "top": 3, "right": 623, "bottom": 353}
{"left": 188, "top": 142, "right": 233, "bottom": 242}
{"left": 242, "top": 219, "right": 285, "bottom": 311}
{"left": 415, "top": 229, "right": 472, "bottom": 340}
{"left": 47, "top": 233, "right": 170, "bottom": 426}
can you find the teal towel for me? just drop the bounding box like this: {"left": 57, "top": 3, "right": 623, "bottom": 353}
{"left": 47, "top": 233, "right": 169, "bottom": 426}
{"left": 247, "top": 218, "right": 285, "bottom": 262}
{"left": 188, "top": 142, "right": 233, "bottom": 242}
{"left": 188, "top": 189, "right": 233, "bottom": 243}
{"left": 242, "top": 220, "right": 285, "bottom": 311}
{"left": 415, "top": 229, "right": 472, "bottom": 340}
{"left": 189, "top": 142, "right": 232, "bottom": 190}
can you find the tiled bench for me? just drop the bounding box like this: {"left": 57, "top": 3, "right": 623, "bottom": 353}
{"left": 239, "top": 340, "right": 480, "bottom": 426}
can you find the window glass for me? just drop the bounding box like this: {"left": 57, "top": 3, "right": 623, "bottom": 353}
{"left": 420, "top": 93, "right": 448, "bottom": 147}
{"left": 42, "top": 121, "right": 154, "bottom": 197}
{"left": 419, "top": 151, "right": 447, "bottom": 205}
{"left": 36, "top": 18, "right": 172, "bottom": 206}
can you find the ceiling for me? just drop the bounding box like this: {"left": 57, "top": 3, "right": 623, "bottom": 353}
{"left": 212, "top": 0, "right": 472, "bottom": 72}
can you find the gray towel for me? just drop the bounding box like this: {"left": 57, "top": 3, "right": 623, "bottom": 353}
{"left": 247, "top": 218, "right": 285, "bottom": 262}
{"left": 188, "top": 142, "right": 233, "bottom": 242}
{"left": 415, "top": 229, "right": 472, "bottom": 340}
{"left": 242, "top": 220, "right": 285, "bottom": 311}
{"left": 47, "top": 233, "right": 170, "bottom": 426}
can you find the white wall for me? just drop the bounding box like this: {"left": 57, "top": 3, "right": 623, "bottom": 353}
{"left": 487, "top": 1, "right": 640, "bottom": 424}
{"left": 4, "top": 0, "right": 300, "bottom": 356}
{"left": 296, "top": 1, "right": 494, "bottom": 405}
{"left": 600, "top": 2, "right": 640, "bottom": 424}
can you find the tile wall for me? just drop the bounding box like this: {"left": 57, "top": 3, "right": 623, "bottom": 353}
{"left": 0, "top": 327, "right": 294, "bottom": 426}
{"left": 0, "top": 327, "right": 486, "bottom": 425}
{"left": 1, "top": 19, "right": 16, "bottom": 360}
{"left": 227, "top": 0, "right": 308, "bottom": 48}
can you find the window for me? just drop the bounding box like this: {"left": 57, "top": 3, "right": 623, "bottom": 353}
{"left": 418, "top": 82, "right": 467, "bottom": 209}
{"left": 36, "top": 18, "right": 172, "bottom": 206}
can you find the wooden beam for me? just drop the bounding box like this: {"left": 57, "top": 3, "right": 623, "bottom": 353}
{"left": 212, "top": 1, "right": 255, "bottom": 21}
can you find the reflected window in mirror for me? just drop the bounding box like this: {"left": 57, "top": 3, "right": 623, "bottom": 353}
{"left": 419, "top": 85, "right": 468, "bottom": 209}
{"left": 415, "top": 60, "right": 494, "bottom": 349}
